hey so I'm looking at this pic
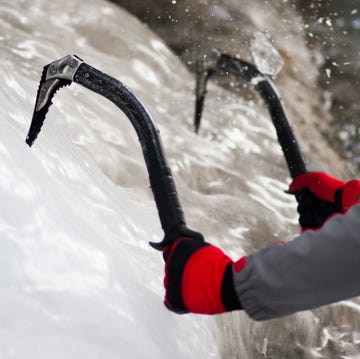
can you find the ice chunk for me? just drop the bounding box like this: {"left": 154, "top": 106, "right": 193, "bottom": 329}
{"left": 209, "top": 5, "right": 232, "bottom": 20}
{"left": 250, "top": 32, "right": 284, "bottom": 77}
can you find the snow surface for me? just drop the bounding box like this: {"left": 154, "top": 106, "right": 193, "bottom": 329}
{"left": 1, "top": 0, "right": 360, "bottom": 358}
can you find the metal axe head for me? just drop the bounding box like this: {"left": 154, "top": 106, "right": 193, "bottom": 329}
{"left": 25, "top": 55, "right": 83, "bottom": 147}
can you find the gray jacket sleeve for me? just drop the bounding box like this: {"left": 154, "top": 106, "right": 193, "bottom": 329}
{"left": 233, "top": 204, "right": 360, "bottom": 321}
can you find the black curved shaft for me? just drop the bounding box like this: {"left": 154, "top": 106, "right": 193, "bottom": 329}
{"left": 195, "top": 52, "right": 307, "bottom": 178}
{"left": 73, "top": 63, "right": 192, "bottom": 249}
{"left": 252, "top": 69, "right": 307, "bottom": 178}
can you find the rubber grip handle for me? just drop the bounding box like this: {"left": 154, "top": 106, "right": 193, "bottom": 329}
{"left": 218, "top": 55, "right": 307, "bottom": 178}
{"left": 254, "top": 80, "right": 307, "bottom": 178}
{"left": 74, "top": 63, "right": 186, "bottom": 236}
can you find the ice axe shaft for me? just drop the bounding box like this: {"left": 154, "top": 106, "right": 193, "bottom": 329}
{"left": 195, "top": 49, "right": 307, "bottom": 178}
{"left": 26, "top": 55, "right": 202, "bottom": 250}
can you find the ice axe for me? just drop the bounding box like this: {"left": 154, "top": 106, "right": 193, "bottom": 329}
{"left": 194, "top": 49, "right": 307, "bottom": 179}
{"left": 26, "top": 54, "right": 202, "bottom": 251}
{"left": 194, "top": 50, "right": 341, "bottom": 229}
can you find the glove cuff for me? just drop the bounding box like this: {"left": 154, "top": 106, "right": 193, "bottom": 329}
{"left": 164, "top": 238, "right": 243, "bottom": 314}
{"left": 342, "top": 180, "right": 360, "bottom": 212}
{"left": 181, "top": 245, "right": 242, "bottom": 314}
{"left": 221, "top": 262, "right": 243, "bottom": 311}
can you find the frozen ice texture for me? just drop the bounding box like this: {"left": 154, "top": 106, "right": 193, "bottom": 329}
{"left": 250, "top": 32, "right": 284, "bottom": 77}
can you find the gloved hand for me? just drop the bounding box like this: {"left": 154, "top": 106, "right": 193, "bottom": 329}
{"left": 163, "top": 236, "right": 244, "bottom": 314}
{"left": 289, "top": 172, "right": 360, "bottom": 230}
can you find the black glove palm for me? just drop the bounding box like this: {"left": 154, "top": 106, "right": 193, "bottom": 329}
{"left": 294, "top": 189, "right": 342, "bottom": 229}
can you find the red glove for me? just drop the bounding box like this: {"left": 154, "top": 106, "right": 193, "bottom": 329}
{"left": 289, "top": 172, "right": 360, "bottom": 229}
{"left": 163, "top": 237, "right": 245, "bottom": 314}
